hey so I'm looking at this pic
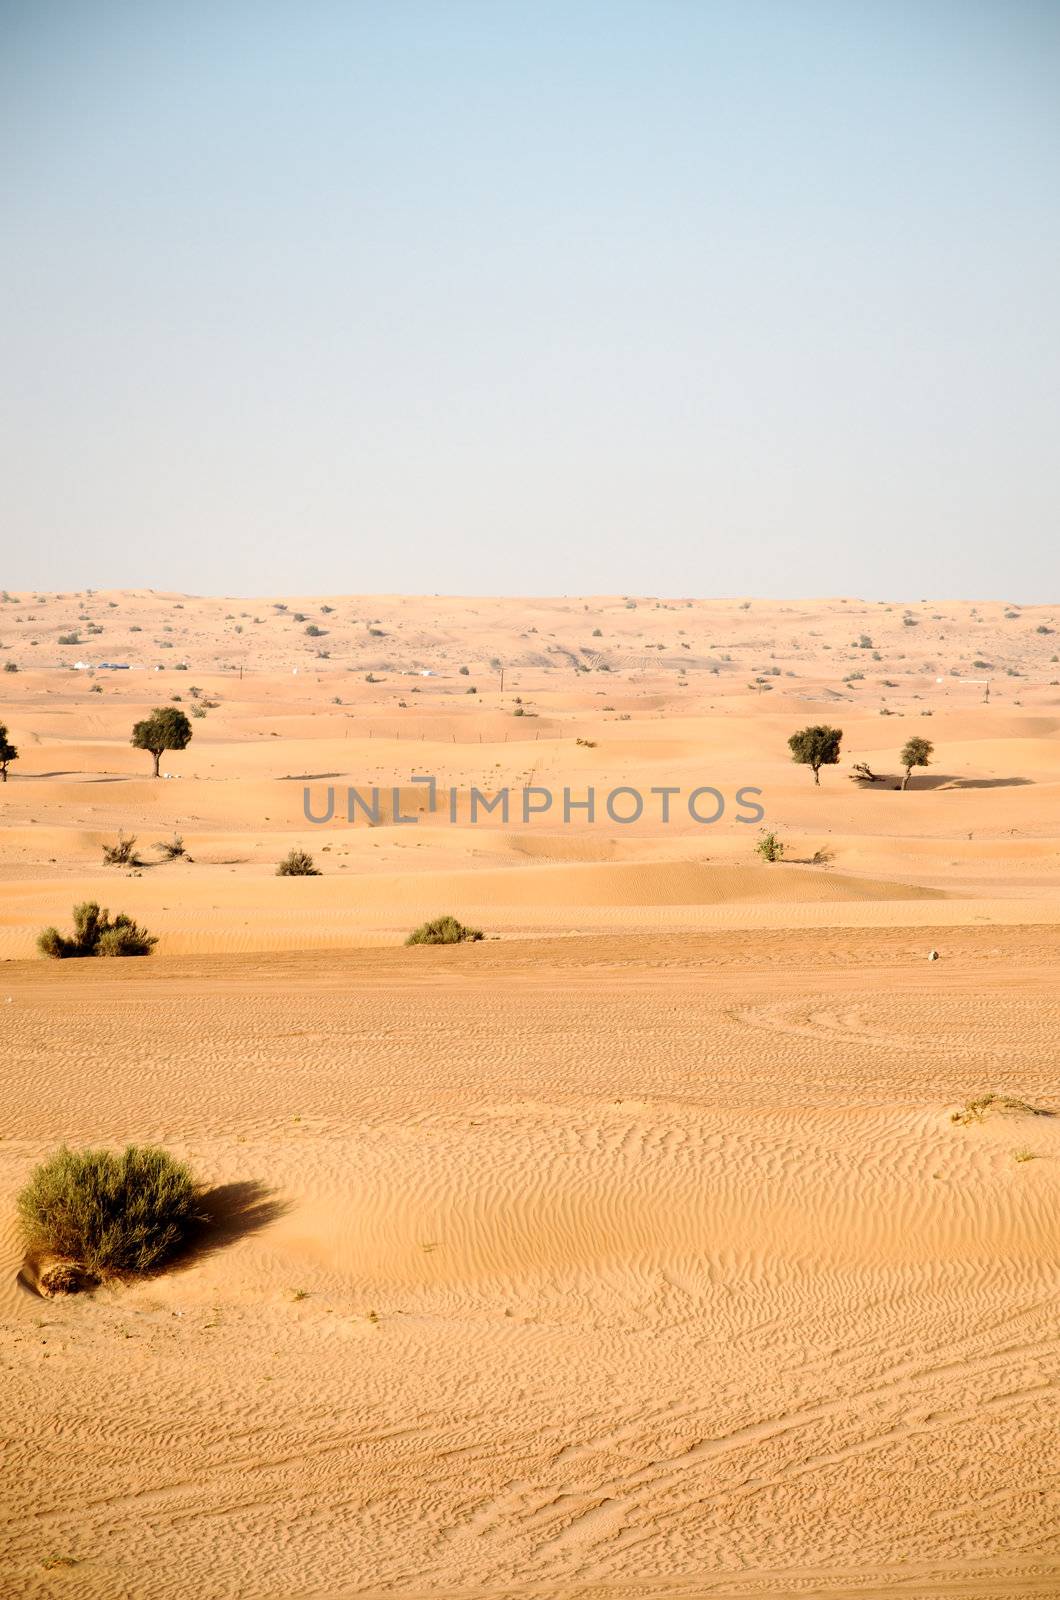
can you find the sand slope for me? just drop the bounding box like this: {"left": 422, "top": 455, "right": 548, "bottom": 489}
{"left": 2, "top": 929, "right": 1058, "bottom": 1598}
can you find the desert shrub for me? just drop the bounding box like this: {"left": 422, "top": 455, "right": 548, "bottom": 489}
{"left": 458, "top": 665, "right": 470, "bottom": 674}
{"left": 756, "top": 830, "right": 784, "bottom": 862}
{"left": 276, "top": 848, "right": 320, "bottom": 876}
{"left": 951, "top": 1094, "right": 1047, "bottom": 1126}
{"left": 37, "top": 901, "right": 157, "bottom": 959}
{"left": 405, "top": 915, "right": 484, "bottom": 946}
{"left": 96, "top": 916, "right": 157, "bottom": 957}
{"left": 36, "top": 926, "right": 69, "bottom": 960}
{"left": 18, "top": 1144, "right": 201, "bottom": 1277}
{"left": 3, "top": 660, "right": 17, "bottom": 672}
{"left": 155, "top": 833, "right": 186, "bottom": 860}
{"left": 101, "top": 832, "right": 140, "bottom": 866}
{"left": 57, "top": 632, "right": 81, "bottom": 645}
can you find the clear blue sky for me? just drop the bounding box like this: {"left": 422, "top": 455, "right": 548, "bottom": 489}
{"left": 2, "top": 1, "right": 1058, "bottom": 599}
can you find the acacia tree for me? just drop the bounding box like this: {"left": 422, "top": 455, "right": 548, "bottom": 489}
{"left": 900, "top": 736, "right": 933, "bottom": 790}
{"left": 788, "top": 724, "right": 842, "bottom": 786}
{"left": 131, "top": 707, "right": 192, "bottom": 778}
{"left": 0, "top": 722, "right": 17, "bottom": 782}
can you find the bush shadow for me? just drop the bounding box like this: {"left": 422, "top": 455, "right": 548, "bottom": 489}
{"left": 170, "top": 1178, "right": 290, "bottom": 1274}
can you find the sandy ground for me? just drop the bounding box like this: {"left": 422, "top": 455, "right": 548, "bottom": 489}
{"left": 1, "top": 592, "right": 1058, "bottom": 1598}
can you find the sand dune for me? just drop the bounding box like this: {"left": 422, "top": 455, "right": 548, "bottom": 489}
{"left": 1, "top": 595, "right": 1058, "bottom": 1598}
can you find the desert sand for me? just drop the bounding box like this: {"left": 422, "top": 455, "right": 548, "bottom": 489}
{"left": 1, "top": 590, "right": 1058, "bottom": 1599}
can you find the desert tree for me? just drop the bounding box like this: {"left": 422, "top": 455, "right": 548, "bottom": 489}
{"left": 900, "top": 736, "right": 933, "bottom": 790}
{"left": 0, "top": 722, "right": 17, "bottom": 782}
{"left": 787, "top": 724, "right": 842, "bottom": 785}
{"left": 131, "top": 706, "right": 192, "bottom": 778}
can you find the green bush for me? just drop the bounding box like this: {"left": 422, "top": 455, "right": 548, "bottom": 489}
{"left": 405, "top": 915, "right": 484, "bottom": 946}
{"left": 37, "top": 901, "right": 157, "bottom": 959}
{"left": 18, "top": 1145, "right": 201, "bottom": 1277}
{"left": 96, "top": 918, "right": 157, "bottom": 957}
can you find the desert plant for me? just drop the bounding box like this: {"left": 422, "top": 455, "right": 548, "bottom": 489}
{"left": 3, "top": 660, "right": 17, "bottom": 672}
{"left": 0, "top": 722, "right": 18, "bottom": 782}
{"left": 276, "top": 848, "right": 320, "bottom": 876}
{"left": 131, "top": 706, "right": 192, "bottom": 778}
{"left": 101, "top": 832, "right": 141, "bottom": 866}
{"left": 37, "top": 901, "right": 157, "bottom": 959}
{"left": 950, "top": 1094, "right": 1046, "bottom": 1126}
{"left": 405, "top": 915, "right": 484, "bottom": 946}
{"left": 900, "top": 736, "right": 934, "bottom": 790}
{"left": 155, "top": 834, "right": 187, "bottom": 860}
{"left": 95, "top": 918, "right": 157, "bottom": 956}
{"left": 755, "top": 830, "right": 784, "bottom": 862}
{"left": 18, "top": 1144, "right": 201, "bottom": 1278}
{"left": 788, "top": 725, "right": 842, "bottom": 786}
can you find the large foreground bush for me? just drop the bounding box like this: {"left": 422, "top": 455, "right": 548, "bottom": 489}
{"left": 405, "top": 915, "right": 484, "bottom": 946}
{"left": 18, "top": 1145, "right": 201, "bottom": 1277}
{"left": 37, "top": 901, "right": 157, "bottom": 958}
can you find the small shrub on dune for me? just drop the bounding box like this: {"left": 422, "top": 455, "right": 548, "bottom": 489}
{"left": 18, "top": 1144, "right": 201, "bottom": 1279}
{"left": 755, "top": 830, "right": 784, "bottom": 862}
{"left": 101, "top": 832, "right": 141, "bottom": 866}
{"left": 37, "top": 901, "right": 157, "bottom": 959}
{"left": 276, "top": 848, "right": 320, "bottom": 876}
{"left": 155, "top": 833, "right": 187, "bottom": 860}
{"left": 951, "top": 1094, "right": 1048, "bottom": 1126}
{"left": 95, "top": 917, "right": 157, "bottom": 957}
{"left": 405, "top": 915, "right": 484, "bottom": 946}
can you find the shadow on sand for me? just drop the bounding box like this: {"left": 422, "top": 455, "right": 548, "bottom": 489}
{"left": 171, "top": 1178, "right": 290, "bottom": 1273}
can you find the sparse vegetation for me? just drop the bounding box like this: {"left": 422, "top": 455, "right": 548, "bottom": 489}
{"left": 405, "top": 915, "right": 484, "bottom": 946}
{"left": 788, "top": 724, "right": 842, "bottom": 786}
{"left": 950, "top": 1094, "right": 1047, "bottom": 1126}
{"left": 276, "top": 848, "right": 320, "bottom": 876}
{"left": 900, "top": 736, "right": 933, "bottom": 790}
{"left": 18, "top": 1144, "right": 201, "bottom": 1279}
{"left": 131, "top": 706, "right": 192, "bottom": 778}
{"left": 37, "top": 901, "right": 157, "bottom": 959}
{"left": 101, "top": 832, "right": 141, "bottom": 867}
{"left": 0, "top": 721, "right": 18, "bottom": 781}
{"left": 155, "top": 833, "right": 187, "bottom": 860}
{"left": 755, "top": 830, "right": 784, "bottom": 862}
